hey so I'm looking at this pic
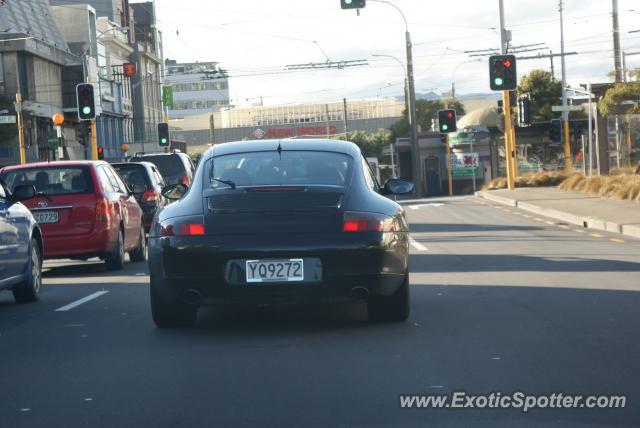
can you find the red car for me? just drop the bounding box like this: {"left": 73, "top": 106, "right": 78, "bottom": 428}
{"left": 0, "top": 161, "right": 146, "bottom": 270}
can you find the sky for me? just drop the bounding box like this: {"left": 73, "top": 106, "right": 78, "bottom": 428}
{"left": 151, "top": 0, "right": 640, "bottom": 108}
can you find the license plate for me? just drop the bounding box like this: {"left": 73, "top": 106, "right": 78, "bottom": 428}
{"left": 33, "top": 211, "right": 59, "bottom": 224}
{"left": 246, "top": 259, "right": 304, "bottom": 283}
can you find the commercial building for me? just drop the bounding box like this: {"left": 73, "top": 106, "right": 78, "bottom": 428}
{"left": 170, "top": 98, "right": 404, "bottom": 146}
{"left": 164, "top": 60, "right": 230, "bottom": 119}
{"left": 129, "top": 1, "right": 164, "bottom": 153}
{"left": 0, "top": 0, "right": 78, "bottom": 165}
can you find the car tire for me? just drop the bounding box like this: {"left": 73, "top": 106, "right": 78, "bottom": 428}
{"left": 368, "top": 273, "right": 410, "bottom": 322}
{"left": 150, "top": 284, "right": 197, "bottom": 328}
{"left": 129, "top": 225, "right": 147, "bottom": 262}
{"left": 13, "top": 238, "right": 43, "bottom": 304}
{"left": 105, "top": 229, "right": 125, "bottom": 271}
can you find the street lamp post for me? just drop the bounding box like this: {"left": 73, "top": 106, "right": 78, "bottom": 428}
{"left": 452, "top": 59, "right": 481, "bottom": 100}
{"left": 369, "top": 0, "right": 422, "bottom": 197}
{"left": 371, "top": 54, "right": 408, "bottom": 114}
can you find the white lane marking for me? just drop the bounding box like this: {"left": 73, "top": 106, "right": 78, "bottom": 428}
{"left": 410, "top": 237, "right": 428, "bottom": 251}
{"left": 55, "top": 291, "right": 109, "bottom": 312}
{"left": 409, "top": 203, "right": 444, "bottom": 210}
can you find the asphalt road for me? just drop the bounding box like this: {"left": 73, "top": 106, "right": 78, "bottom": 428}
{"left": 1, "top": 196, "right": 639, "bottom": 428}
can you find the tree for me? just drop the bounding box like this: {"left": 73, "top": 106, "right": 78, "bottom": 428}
{"left": 517, "top": 69, "right": 562, "bottom": 122}
{"left": 598, "top": 67, "right": 640, "bottom": 116}
{"left": 389, "top": 99, "right": 465, "bottom": 140}
{"left": 339, "top": 128, "right": 391, "bottom": 158}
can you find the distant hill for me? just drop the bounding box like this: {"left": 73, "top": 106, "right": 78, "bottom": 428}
{"left": 395, "top": 92, "right": 502, "bottom": 102}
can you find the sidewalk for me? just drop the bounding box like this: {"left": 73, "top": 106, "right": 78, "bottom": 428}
{"left": 475, "top": 187, "right": 640, "bottom": 239}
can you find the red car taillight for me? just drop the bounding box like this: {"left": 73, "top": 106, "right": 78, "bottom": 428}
{"left": 342, "top": 212, "right": 397, "bottom": 232}
{"left": 142, "top": 189, "right": 160, "bottom": 205}
{"left": 95, "top": 198, "right": 112, "bottom": 222}
{"left": 180, "top": 175, "right": 191, "bottom": 186}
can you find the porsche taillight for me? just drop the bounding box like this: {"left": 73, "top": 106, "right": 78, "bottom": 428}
{"left": 158, "top": 218, "right": 205, "bottom": 237}
{"left": 342, "top": 212, "right": 396, "bottom": 232}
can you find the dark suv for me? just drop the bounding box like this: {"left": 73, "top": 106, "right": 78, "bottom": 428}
{"left": 129, "top": 151, "right": 195, "bottom": 187}
{"left": 112, "top": 161, "right": 168, "bottom": 233}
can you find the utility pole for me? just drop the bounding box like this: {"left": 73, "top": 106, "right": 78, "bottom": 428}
{"left": 612, "top": 0, "right": 623, "bottom": 82}
{"left": 15, "top": 92, "right": 26, "bottom": 164}
{"left": 559, "top": 0, "right": 572, "bottom": 171}
{"left": 406, "top": 31, "right": 421, "bottom": 197}
{"left": 499, "top": 0, "right": 516, "bottom": 190}
{"left": 343, "top": 98, "right": 349, "bottom": 140}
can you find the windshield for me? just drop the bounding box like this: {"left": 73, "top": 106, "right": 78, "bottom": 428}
{"left": 1, "top": 167, "right": 92, "bottom": 195}
{"left": 208, "top": 151, "right": 352, "bottom": 188}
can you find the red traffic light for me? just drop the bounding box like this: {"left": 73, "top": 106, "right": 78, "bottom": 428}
{"left": 447, "top": 112, "right": 453, "bottom": 119}
{"left": 97, "top": 147, "right": 104, "bottom": 154}
{"left": 502, "top": 59, "right": 512, "bottom": 68}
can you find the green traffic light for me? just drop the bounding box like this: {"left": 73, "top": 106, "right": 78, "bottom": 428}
{"left": 82, "top": 106, "right": 92, "bottom": 115}
{"left": 494, "top": 77, "right": 504, "bottom": 86}
{"left": 441, "top": 124, "right": 448, "bottom": 131}
{"left": 161, "top": 138, "right": 167, "bottom": 144}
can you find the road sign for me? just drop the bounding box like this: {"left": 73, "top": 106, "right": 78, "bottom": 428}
{"left": 0, "top": 115, "right": 17, "bottom": 124}
{"left": 47, "top": 130, "right": 59, "bottom": 149}
{"left": 451, "top": 152, "right": 480, "bottom": 177}
{"left": 162, "top": 86, "right": 174, "bottom": 108}
{"left": 552, "top": 105, "right": 582, "bottom": 112}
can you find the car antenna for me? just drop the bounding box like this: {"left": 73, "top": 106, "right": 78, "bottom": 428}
{"left": 276, "top": 141, "right": 282, "bottom": 159}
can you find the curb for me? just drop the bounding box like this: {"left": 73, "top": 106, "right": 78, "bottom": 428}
{"left": 475, "top": 191, "right": 640, "bottom": 240}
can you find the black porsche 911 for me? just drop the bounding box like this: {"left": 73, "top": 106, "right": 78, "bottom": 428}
{"left": 148, "top": 139, "right": 414, "bottom": 328}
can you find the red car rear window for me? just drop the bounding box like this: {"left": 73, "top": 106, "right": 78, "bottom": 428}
{"left": 2, "top": 167, "right": 93, "bottom": 195}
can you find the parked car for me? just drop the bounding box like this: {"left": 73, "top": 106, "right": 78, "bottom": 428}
{"left": 0, "top": 161, "right": 146, "bottom": 270}
{"left": 129, "top": 151, "right": 195, "bottom": 187}
{"left": 147, "top": 139, "right": 414, "bottom": 327}
{"left": 112, "top": 161, "right": 168, "bottom": 233}
{"left": 0, "top": 180, "right": 43, "bottom": 302}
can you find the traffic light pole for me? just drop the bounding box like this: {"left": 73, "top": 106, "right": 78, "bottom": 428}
{"left": 83, "top": 55, "right": 98, "bottom": 161}
{"left": 499, "top": 0, "right": 516, "bottom": 190}
{"left": 15, "top": 92, "right": 26, "bottom": 164}
{"left": 446, "top": 134, "right": 453, "bottom": 196}
{"left": 503, "top": 91, "right": 516, "bottom": 190}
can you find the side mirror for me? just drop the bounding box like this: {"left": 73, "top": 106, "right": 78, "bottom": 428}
{"left": 161, "top": 183, "right": 188, "bottom": 200}
{"left": 381, "top": 178, "right": 414, "bottom": 195}
{"left": 12, "top": 185, "right": 37, "bottom": 202}
{"left": 132, "top": 184, "right": 146, "bottom": 194}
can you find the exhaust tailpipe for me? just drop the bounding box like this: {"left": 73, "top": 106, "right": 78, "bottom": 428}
{"left": 182, "top": 289, "right": 203, "bottom": 305}
{"left": 350, "top": 286, "right": 370, "bottom": 301}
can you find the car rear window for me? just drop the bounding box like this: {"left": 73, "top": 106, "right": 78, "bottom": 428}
{"left": 1, "top": 167, "right": 93, "bottom": 195}
{"left": 113, "top": 165, "right": 150, "bottom": 190}
{"left": 208, "top": 151, "right": 352, "bottom": 188}
{"left": 133, "top": 155, "right": 184, "bottom": 177}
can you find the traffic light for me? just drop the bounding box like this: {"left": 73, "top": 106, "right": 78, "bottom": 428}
{"left": 97, "top": 146, "right": 105, "bottom": 160}
{"left": 76, "top": 83, "right": 96, "bottom": 120}
{"left": 517, "top": 96, "right": 532, "bottom": 126}
{"left": 549, "top": 119, "right": 563, "bottom": 142}
{"left": 341, "top": 0, "right": 366, "bottom": 9}
{"left": 489, "top": 55, "right": 517, "bottom": 91}
{"left": 437, "top": 109, "right": 457, "bottom": 133}
{"left": 158, "top": 123, "right": 170, "bottom": 147}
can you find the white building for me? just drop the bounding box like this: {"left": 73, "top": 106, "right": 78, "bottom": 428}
{"left": 164, "top": 60, "right": 230, "bottom": 119}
